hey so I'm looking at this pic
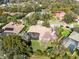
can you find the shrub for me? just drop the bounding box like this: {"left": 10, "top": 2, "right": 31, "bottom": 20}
{"left": 61, "top": 29, "right": 71, "bottom": 37}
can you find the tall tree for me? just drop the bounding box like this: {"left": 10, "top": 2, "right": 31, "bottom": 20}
{"left": 64, "top": 12, "right": 77, "bottom": 23}
{"left": 1, "top": 35, "right": 32, "bottom": 59}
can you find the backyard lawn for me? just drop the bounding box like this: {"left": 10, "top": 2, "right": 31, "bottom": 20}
{"left": 31, "top": 40, "right": 51, "bottom": 59}
{"left": 31, "top": 40, "right": 44, "bottom": 51}
{"left": 31, "top": 40, "right": 51, "bottom": 51}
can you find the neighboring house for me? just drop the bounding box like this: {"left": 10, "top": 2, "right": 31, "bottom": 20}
{"left": 2, "top": 21, "right": 24, "bottom": 35}
{"left": 53, "top": 11, "right": 65, "bottom": 20}
{"left": 72, "top": 27, "right": 79, "bottom": 33}
{"left": 61, "top": 31, "right": 79, "bottom": 52}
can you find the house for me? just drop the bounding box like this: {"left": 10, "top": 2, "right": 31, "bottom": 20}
{"left": 2, "top": 21, "right": 24, "bottom": 35}
{"left": 23, "top": 25, "right": 53, "bottom": 44}
{"left": 27, "top": 25, "right": 52, "bottom": 44}
{"left": 61, "top": 31, "right": 79, "bottom": 52}
{"left": 53, "top": 11, "right": 65, "bottom": 20}
{"left": 22, "top": 25, "right": 58, "bottom": 44}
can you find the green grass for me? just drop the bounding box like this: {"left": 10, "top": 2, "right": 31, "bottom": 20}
{"left": 32, "top": 40, "right": 45, "bottom": 51}
{"left": 31, "top": 40, "right": 50, "bottom": 59}
{"left": 32, "top": 40, "right": 40, "bottom": 51}
{"left": 31, "top": 40, "right": 51, "bottom": 51}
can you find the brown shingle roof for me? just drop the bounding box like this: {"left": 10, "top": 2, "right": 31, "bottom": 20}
{"left": 2, "top": 22, "right": 24, "bottom": 34}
